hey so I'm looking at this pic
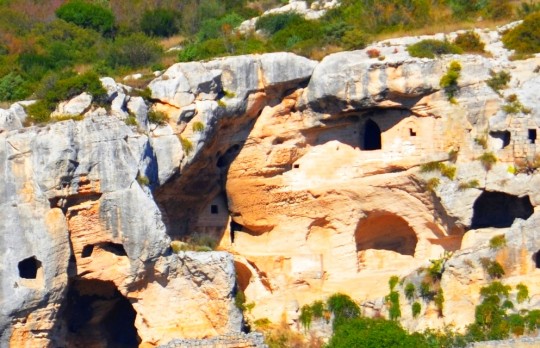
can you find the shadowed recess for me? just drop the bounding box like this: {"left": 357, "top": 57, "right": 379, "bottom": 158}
{"left": 471, "top": 191, "right": 533, "bottom": 229}
{"left": 355, "top": 213, "right": 417, "bottom": 256}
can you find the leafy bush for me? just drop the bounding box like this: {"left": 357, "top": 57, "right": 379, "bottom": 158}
{"left": 299, "top": 304, "right": 313, "bottom": 329}
{"left": 489, "top": 235, "right": 506, "bottom": 250}
{"left": 425, "top": 178, "right": 440, "bottom": 192}
{"left": 148, "top": 110, "right": 168, "bottom": 125}
{"left": 502, "top": 94, "right": 531, "bottom": 114}
{"left": 405, "top": 283, "right": 416, "bottom": 301}
{"left": 327, "top": 293, "right": 360, "bottom": 325}
{"left": 26, "top": 100, "right": 53, "bottom": 124}
{"left": 407, "top": 39, "right": 462, "bottom": 59}
{"left": 197, "top": 13, "right": 244, "bottom": 41}
{"left": 180, "top": 136, "right": 194, "bottom": 155}
{"left": 327, "top": 317, "right": 429, "bottom": 348}
{"left": 141, "top": 8, "right": 181, "bottom": 37}
{"left": 440, "top": 61, "right": 462, "bottom": 101}
{"left": 412, "top": 302, "right": 421, "bottom": 318}
{"left": 486, "top": 70, "right": 511, "bottom": 94}
{"left": 480, "top": 258, "right": 505, "bottom": 279}
{"left": 434, "top": 289, "right": 444, "bottom": 317}
{"left": 454, "top": 31, "right": 484, "bottom": 53}
{"left": 0, "top": 72, "right": 31, "bottom": 101}
{"left": 107, "top": 33, "right": 162, "bottom": 69}
{"left": 256, "top": 12, "right": 303, "bottom": 35}
{"left": 516, "top": 283, "right": 529, "bottom": 304}
{"left": 478, "top": 152, "right": 497, "bottom": 170}
{"left": 458, "top": 179, "right": 480, "bottom": 190}
{"left": 56, "top": 0, "right": 115, "bottom": 35}
{"left": 503, "top": 12, "right": 540, "bottom": 54}
{"left": 192, "top": 121, "right": 205, "bottom": 132}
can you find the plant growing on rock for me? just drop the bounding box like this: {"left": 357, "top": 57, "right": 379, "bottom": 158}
{"left": 412, "top": 302, "right": 421, "bottom": 318}
{"left": 425, "top": 178, "right": 440, "bottom": 193}
{"left": 407, "top": 39, "right": 462, "bottom": 59}
{"left": 486, "top": 70, "right": 511, "bottom": 94}
{"left": 489, "top": 234, "right": 506, "bottom": 250}
{"left": 327, "top": 293, "right": 360, "bottom": 325}
{"left": 192, "top": 121, "right": 205, "bottom": 132}
{"left": 299, "top": 304, "right": 313, "bottom": 330}
{"left": 502, "top": 12, "right": 540, "bottom": 56}
{"left": 502, "top": 94, "right": 531, "bottom": 115}
{"left": 480, "top": 258, "right": 505, "bottom": 279}
{"left": 458, "top": 179, "right": 480, "bottom": 190}
{"left": 516, "top": 283, "right": 529, "bottom": 304}
{"left": 439, "top": 61, "right": 462, "bottom": 102}
{"left": 434, "top": 289, "right": 444, "bottom": 317}
{"left": 478, "top": 152, "right": 497, "bottom": 170}
{"left": 453, "top": 31, "right": 485, "bottom": 53}
{"left": 404, "top": 283, "right": 416, "bottom": 301}
{"left": 148, "top": 110, "right": 168, "bottom": 125}
{"left": 179, "top": 136, "right": 193, "bottom": 155}
{"left": 386, "top": 275, "right": 401, "bottom": 320}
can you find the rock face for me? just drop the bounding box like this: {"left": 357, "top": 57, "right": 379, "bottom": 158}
{"left": 1, "top": 26, "right": 540, "bottom": 347}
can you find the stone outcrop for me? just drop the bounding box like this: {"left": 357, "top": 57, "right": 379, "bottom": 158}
{"left": 1, "top": 23, "right": 540, "bottom": 347}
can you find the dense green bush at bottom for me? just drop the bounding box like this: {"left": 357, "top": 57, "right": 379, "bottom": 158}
{"left": 328, "top": 317, "right": 429, "bottom": 348}
{"left": 178, "top": 36, "right": 266, "bottom": 62}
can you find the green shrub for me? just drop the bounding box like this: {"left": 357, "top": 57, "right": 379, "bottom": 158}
{"left": 440, "top": 164, "right": 457, "bottom": 180}
{"left": 425, "top": 178, "right": 440, "bottom": 192}
{"left": 480, "top": 258, "right": 505, "bottom": 279}
{"left": 148, "top": 110, "right": 168, "bottom": 125}
{"left": 407, "top": 39, "right": 462, "bottom": 59}
{"left": 180, "top": 136, "right": 194, "bottom": 155}
{"left": 256, "top": 12, "right": 303, "bottom": 35}
{"left": 478, "top": 152, "right": 497, "bottom": 170}
{"left": 26, "top": 100, "right": 53, "bottom": 124}
{"left": 125, "top": 115, "right": 138, "bottom": 126}
{"left": 299, "top": 304, "right": 313, "bottom": 329}
{"left": 412, "top": 302, "right": 421, "bottom": 318}
{"left": 389, "top": 275, "right": 399, "bottom": 291}
{"left": 197, "top": 13, "right": 244, "bottom": 41}
{"left": 141, "top": 8, "right": 180, "bottom": 38}
{"left": 454, "top": 31, "right": 485, "bottom": 53}
{"left": 311, "top": 300, "right": 325, "bottom": 318}
{"left": 327, "top": 293, "right": 360, "bottom": 325}
{"left": 440, "top": 61, "right": 462, "bottom": 101}
{"left": 474, "top": 135, "right": 488, "bottom": 149}
{"left": 405, "top": 283, "right": 416, "bottom": 301}
{"left": 489, "top": 234, "right": 506, "bottom": 250}
{"left": 503, "top": 12, "right": 540, "bottom": 54}
{"left": 502, "top": 94, "right": 531, "bottom": 114}
{"left": 516, "top": 283, "right": 529, "bottom": 304}
{"left": 0, "top": 73, "right": 31, "bottom": 102}
{"left": 486, "top": 70, "right": 511, "bottom": 94}
{"left": 458, "top": 179, "right": 480, "bottom": 190}
{"left": 107, "top": 33, "right": 162, "bottom": 69}
{"left": 420, "top": 161, "right": 442, "bottom": 172}
{"left": 192, "top": 121, "right": 205, "bottom": 132}
{"left": 420, "top": 281, "right": 434, "bottom": 301}
{"left": 517, "top": 1, "right": 540, "bottom": 18}
{"left": 327, "top": 317, "right": 429, "bottom": 348}
{"left": 434, "top": 289, "right": 444, "bottom": 317}
{"left": 136, "top": 174, "right": 149, "bottom": 186}
{"left": 56, "top": 0, "right": 115, "bottom": 35}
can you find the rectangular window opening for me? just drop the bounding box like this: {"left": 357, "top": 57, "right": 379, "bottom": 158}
{"left": 211, "top": 205, "right": 219, "bottom": 214}
{"left": 409, "top": 128, "right": 417, "bottom": 137}
{"left": 529, "top": 129, "right": 537, "bottom": 144}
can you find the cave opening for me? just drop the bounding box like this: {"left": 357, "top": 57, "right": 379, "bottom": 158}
{"left": 529, "top": 129, "right": 537, "bottom": 144}
{"left": 65, "top": 279, "right": 140, "bottom": 348}
{"left": 362, "top": 119, "right": 382, "bottom": 150}
{"left": 355, "top": 213, "right": 417, "bottom": 256}
{"left": 471, "top": 191, "right": 533, "bottom": 229}
{"left": 490, "top": 131, "right": 511, "bottom": 149}
{"left": 535, "top": 251, "right": 540, "bottom": 269}
{"left": 18, "top": 256, "right": 41, "bottom": 279}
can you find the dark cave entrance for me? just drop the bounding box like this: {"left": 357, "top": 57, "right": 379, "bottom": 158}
{"left": 535, "top": 251, "right": 540, "bottom": 269}
{"left": 65, "top": 279, "right": 140, "bottom": 348}
{"left": 18, "top": 256, "right": 41, "bottom": 279}
{"left": 471, "top": 191, "right": 533, "bottom": 229}
{"left": 362, "top": 119, "right": 382, "bottom": 150}
{"left": 355, "top": 213, "right": 417, "bottom": 256}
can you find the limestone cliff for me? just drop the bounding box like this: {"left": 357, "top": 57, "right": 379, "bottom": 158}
{"left": 0, "top": 24, "right": 540, "bottom": 347}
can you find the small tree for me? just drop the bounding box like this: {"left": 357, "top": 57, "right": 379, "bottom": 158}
{"left": 56, "top": 0, "right": 115, "bottom": 35}
{"left": 141, "top": 8, "right": 181, "bottom": 38}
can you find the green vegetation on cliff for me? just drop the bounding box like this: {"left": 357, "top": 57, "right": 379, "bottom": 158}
{"left": 0, "top": 0, "right": 538, "bottom": 105}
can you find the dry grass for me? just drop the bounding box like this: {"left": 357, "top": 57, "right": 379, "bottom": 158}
{"left": 159, "top": 34, "right": 186, "bottom": 50}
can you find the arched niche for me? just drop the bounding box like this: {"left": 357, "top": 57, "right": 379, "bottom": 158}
{"left": 355, "top": 213, "right": 418, "bottom": 256}
{"left": 361, "top": 119, "right": 382, "bottom": 150}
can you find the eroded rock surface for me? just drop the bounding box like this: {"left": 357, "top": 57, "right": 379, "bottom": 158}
{"left": 1, "top": 25, "right": 540, "bottom": 347}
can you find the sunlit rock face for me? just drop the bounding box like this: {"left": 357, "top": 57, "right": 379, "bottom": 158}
{"left": 2, "top": 24, "right": 540, "bottom": 347}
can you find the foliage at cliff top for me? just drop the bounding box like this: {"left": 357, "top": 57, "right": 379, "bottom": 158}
{"left": 0, "top": 0, "right": 537, "bottom": 104}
